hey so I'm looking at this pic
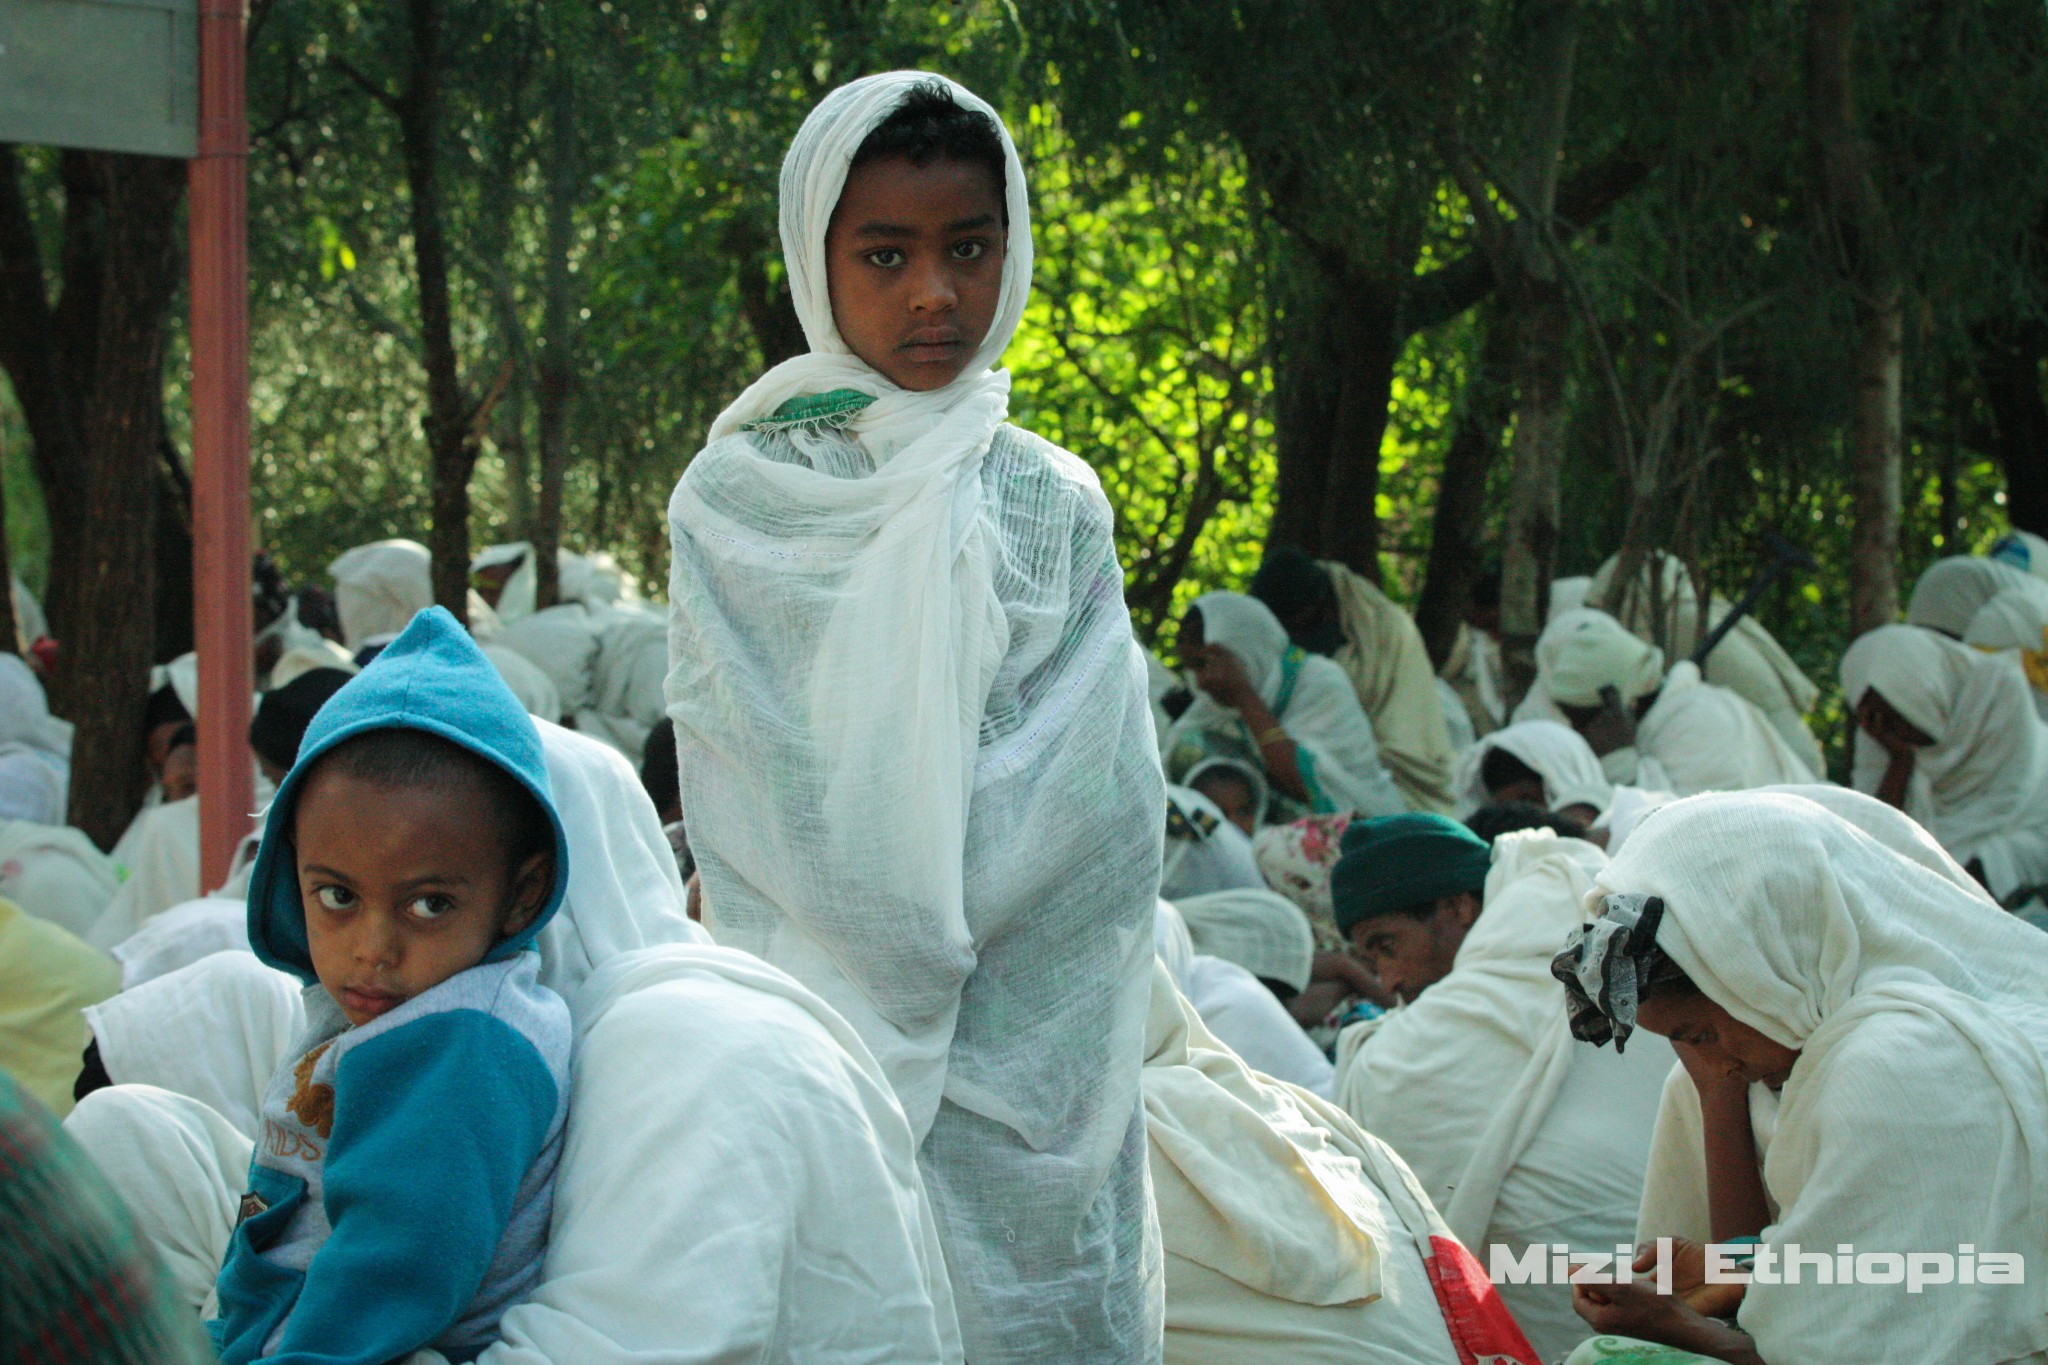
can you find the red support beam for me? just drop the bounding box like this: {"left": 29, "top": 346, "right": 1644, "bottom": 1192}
{"left": 189, "top": 0, "right": 252, "bottom": 889}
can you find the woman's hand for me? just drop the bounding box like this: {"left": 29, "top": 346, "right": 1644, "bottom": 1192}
{"left": 1636, "top": 1237, "right": 1748, "bottom": 1319}
{"left": 1855, "top": 692, "right": 1922, "bottom": 759}
{"left": 1575, "top": 1271, "right": 1766, "bottom": 1365}
{"left": 1574, "top": 1277, "right": 1695, "bottom": 1340}
{"left": 1190, "top": 645, "right": 1258, "bottom": 712}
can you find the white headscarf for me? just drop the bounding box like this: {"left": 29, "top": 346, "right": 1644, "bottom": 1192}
{"left": 531, "top": 718, "right": 708, "bottom": 1003}
{"left": 0, "top": 819, "right": 119, "bottom": 940}
{"left": 1906, "top": 555, "right": 2035, "bottom": 637}
{"left": 82, "top": 950, "right": 305, "bottom": 1138}
{"left": 328, "top": 538, "right": 435, "bottom": 649}
{"left": 1536, "top": 607, "right": 1665, "bottom": 708}
{"left": 484, "top": 644, "right": 564, "bottom": 725}
{"left": 1591, "top": 790, "right": 2048, "bottom": 1363}
{"left": 1170, "top": 888, "right": 1314, "bottom": 993}
{"left": 1839, "top": 624, "right": 2048, "bottom": 894}
{"left": 669, "top": 74, "right": 1160, "bottom": 1361}
{"left": 1453, "top": 718, "right": 1612, "bottom": 814}
{"left": 1966, "top": 581, "right": 2048, "bottom": 653}
{"left": 668, "top": 70, "right": 1032, "bottom": 1125}
{"left": 0, "top": 654, "right": 70, "bottom": 824}
{"left": 1186, "top": 591, "right": 1293, "bottom": 707}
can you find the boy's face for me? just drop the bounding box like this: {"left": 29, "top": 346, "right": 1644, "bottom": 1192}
{"left": 825, "top": 154, "right": 1006, "bottom": 392}
{"left": 293, "top": 767, "right": 550, "bottom": 1026}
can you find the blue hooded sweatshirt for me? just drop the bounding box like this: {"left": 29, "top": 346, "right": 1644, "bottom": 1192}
{"left": 211, "top": 606, "right": 573, "bottom": 1365}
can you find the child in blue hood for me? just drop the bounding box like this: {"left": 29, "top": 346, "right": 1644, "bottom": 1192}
{"left": 209, "top": 607, "right": 572, "bottom": 1365}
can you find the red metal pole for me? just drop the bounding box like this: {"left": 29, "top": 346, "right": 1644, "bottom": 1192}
{"left": 190, "top": 0, "right": 253, "bottom": 890}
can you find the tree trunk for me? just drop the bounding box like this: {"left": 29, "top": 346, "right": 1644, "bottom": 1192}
{"left": 1847, "top": 292, "right": 1902, "bottom": 632}
{"left": 64, "top": 157, "right": 184, "bottom": 847}
{"left": 1269, "top": 257, "right": 1397, "bottom": 581}
{"left": 1414, "top": 306, "right": 1513, "bottom": 667}
{"left": 396, "top": 0, "right": 479, "bottom": 618}
{"left": 533, "top": 41, "right": 576, "bottom": 614}
{"left": 1972, "top": 322, "right": 2048, "bottom": 536}
{"left": 1497, "top": 275, "right": 1572, "bottom": 705}
{"left": 1807, "top": 0, "right": 1901, "bottom": 634}
{"left": 1479, "top": 0, "right": 1580, "bottom": 708}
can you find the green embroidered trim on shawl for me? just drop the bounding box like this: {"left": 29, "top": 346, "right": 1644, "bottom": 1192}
{"left": 742, "top": 389, "right": 877, "bottom": 433}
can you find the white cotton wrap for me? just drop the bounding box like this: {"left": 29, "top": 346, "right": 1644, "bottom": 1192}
{"left": 1907, "top": 554, "right": 2038, "bottom": 637}
{"left": 1594, "top": 790, "right": 2048, "bottom": 1364}
{"left": 666, "top": 72, "right": 1161, "bottom": 1361}
{"left": 1840, "top": 623, "right": 2048, "bottom": 900}
{"left": 1536, "top": 607, "right": 1665, "bottom": 707}
{"left": 1171, "top": 888, "right": 1314, "bottom": 993}
{"left": 1453, "top": 718, "right": 1612, "bottom": 815}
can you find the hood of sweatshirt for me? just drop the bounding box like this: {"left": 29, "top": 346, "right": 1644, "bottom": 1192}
{"left": 246, "top": 606, "right": 571, "bottom": 983}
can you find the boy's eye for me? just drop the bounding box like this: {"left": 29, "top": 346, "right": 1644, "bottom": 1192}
{"left": 865, "top": 248, "right": 905, "bottom": 268}
{"left": 951, "top": 240, "right": 986, "bottom": 261}
{"left": 407, "top": 895, "right": 455, "bottom": 922}
{"left": 315, "top": 885, "right": 356, "bottom": 912}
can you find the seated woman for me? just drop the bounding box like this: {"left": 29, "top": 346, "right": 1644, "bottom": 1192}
{"left": 1840, "top": 623, "right": 2048, "bottom": 908}
{"left": 1453, "top": 720, "right": 1673, "bottom": 854}
{"left": 1551, "top": 789, "right": 2048, "bottom": 1365}
{"left": 1164, "top": 592, "right": 1406, "bottom": 827}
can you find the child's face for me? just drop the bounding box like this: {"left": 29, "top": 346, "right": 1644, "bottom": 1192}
{"left": 293, "top": 767, "right": 550, "bottom": 1026}
{"left": 1191, "top": 770, "right": 1258, "bottom": 836}
{"left": 824, "top": 154, "right": 1006, "bottom": 392}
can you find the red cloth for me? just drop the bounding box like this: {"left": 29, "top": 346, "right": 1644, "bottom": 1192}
{"left": 1424, "top": 1234, "right": 1542, "bottom": 1365}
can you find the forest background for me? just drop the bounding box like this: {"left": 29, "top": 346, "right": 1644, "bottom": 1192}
{"left": 4, "top": 0, "right": 2048, "bottom": 841}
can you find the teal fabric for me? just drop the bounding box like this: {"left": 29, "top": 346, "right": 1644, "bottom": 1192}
{"left": 1330, "top": 811, "right": 1492, "bottom": 933}
{"left": 245, "top": 605, "right": 571, "bottom": 984}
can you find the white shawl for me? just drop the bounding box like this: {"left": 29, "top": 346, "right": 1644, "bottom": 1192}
{"left": 1595, "top": 790, "right": 2048, "bottom": 1364}
{"left": 1452, "top": 718, "right": 1612, "bottom": 815}
{"left": 1908, "top": 555, "right": 2038, "bottom": 637}
{"left": 1167, "top": 592, "right": 1407, "bottom": 820}
{"left": 83, "top": 950, "right": 305, "bottom": 1138}
{"left": 1841, "top": 624, "right": 2048, "bottom": 901}
{"left": 0, "top": 818, "right": 119, "bottom": 940}
{"left": 1172, "top": 888, "right": 1314, "bottom": 992}
{"left": 666, "top": 72, "right": 1160, "bottom": 1361}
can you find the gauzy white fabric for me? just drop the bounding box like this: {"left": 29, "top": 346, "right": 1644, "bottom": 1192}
{"left": 1635, "top": 662, "right": 1818, "bottom": 796}
{"left": 1453, "top": 719, "right": 1612, "bottom": 815}
{"left": 492, "top": 605, "right": 604, "bottom": 716}
{"left": 1141, "top": 961, "right": 1466, "bottom": 1365}
{"left": 108, "top": 896, "right": 250, "bottom": 988}
{"left": 1587, "top": 553, "right": 1823, "bottom": 773}
{"left": 0, "top": 655, "right": 70, "bottom": 824}
{"left": 1592, "top": 791, "right": 2048, "bottom": 1364}
{"left": 1549, "top": 577, "right": 1592, "bottom": 622}
{"left": 83, "top": 950, "right": 305, "bottom": 1138}
{"left": 665, "top": 71, "right": 1159, "bottom": 1361}
{"left": 483, "top": 644, "right": 564, "bottom": 724}
{"left": 1537, "top": 608, "right": 1665, "bottom": 707}
{"left": 89, "top": 793, "right": 200, "bottom": 949}
{"left": 328, "top": 539, "right": 435, "bottom": 649}
{"left": 0, "top": 819, "right": 119, "bottom": 940}
{"left": 1968, "top": 581, "right": 2048, "bottom": 652}
{"left": 1841, "top": 624, "right": 2048, "bottom": 901}
{"left": 1154, "top": 898, "right": 1195, "bottom": 989}
{"left": 1907, "top": 554, "right": 2038, "bottom": 637}
{"left": 1172, "top": 889, "right": 1314, "bottom": 993}
{"left": 474, "top": 543, "right": 635, "bottom": 625}
{"left": 1332, "top": 830, "right": 1673, "bottom": 1362}
{"left": 529, "top": 719, "right": 704, "bottom": 1000}
{"left": 64, "top": 1085, "right": 252, "bottom": 1313}
{"left": 1161, "top": 785, "right": 1265, "bottom": 902}
{"left": 1630, "top": 781, "right": 1991, "bottom": 1247}
{"left": 1167, "top": 592, "right": 1407, "bottom": 820}
{"left": 1183, "top": 955, "right": 1334, "bottom": 1098}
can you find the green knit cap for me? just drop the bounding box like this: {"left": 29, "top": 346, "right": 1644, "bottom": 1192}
{"left": 1330, "top": 812, "right": 1493, "bottom": 934}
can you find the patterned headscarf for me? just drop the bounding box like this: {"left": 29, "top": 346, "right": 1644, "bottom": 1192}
{"left": 1549, "top": 891, "right": 1686, "bottom": 1052}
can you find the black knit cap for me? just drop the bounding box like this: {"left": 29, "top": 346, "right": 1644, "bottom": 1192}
{"left": 248, "top": 669, "right": 354, "bottom": 772}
